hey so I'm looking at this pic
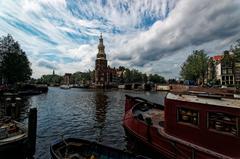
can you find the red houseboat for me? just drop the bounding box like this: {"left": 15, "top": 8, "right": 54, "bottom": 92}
{"left": 123, "top": 93, "right": 240, "bottom": 159}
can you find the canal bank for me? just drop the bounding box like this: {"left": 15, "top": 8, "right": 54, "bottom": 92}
{"left": 29, "top": 87, "right": 167, "bottom": 159}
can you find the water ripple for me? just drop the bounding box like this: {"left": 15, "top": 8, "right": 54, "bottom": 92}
{"left": 28, "top": 87, "right": 166, "bottom": 159}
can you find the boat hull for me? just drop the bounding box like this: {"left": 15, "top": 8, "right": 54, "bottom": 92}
{"left": 0, "top": 120, "right": 28, "bottom": 158}
{"left": 123, "top": 113, "right": 175, "bottom": 159}
{"left": 0, "top": 136, "right": 27, "bottom": 151}
{"left": 50, "top": 138, "right": 149, "bottom": 159}
{"left": 123, "top": 95, "right": 233, "bottom": 159}
{"left": 123, "top": 111, "right": 223, "bottom": 159}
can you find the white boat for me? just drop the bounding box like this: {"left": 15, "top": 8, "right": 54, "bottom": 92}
{"left": 234, "top": 93, "right": 240, "bottom": 99}
{"left": 60, "top": 85, "right": 70, "bottom": 89}
{"left": 156, "top": 85, "right": 170, "bottom": 91}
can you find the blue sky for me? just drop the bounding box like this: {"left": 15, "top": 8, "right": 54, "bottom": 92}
{"left": 0, "top": 0, "right": 240, "bottom": 78}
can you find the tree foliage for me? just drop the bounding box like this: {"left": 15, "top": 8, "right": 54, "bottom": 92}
{"left": 122, "top": 67, "right": 166, "bottom": 84}
{"left": 180, "top": 50, "right": 209, "bottom": 83}
{"left": 38, "top": 74, "right": 63, "bottom": 85}
{"left": 37, "top": 71, "right": 92, "bottom": 85}
{"left": 123, "top": 68, "right": 146, "bottom": 83}
{"left": 232, "top": 39, "right": 240, "bottom": 62}
{"left": 0, "top": 34, "right": 32, "bottom": 84}
{"left": 208, "top": 57, "right": 216, "bottom": 83}
{"left": 71, "top": 71, "right": 91, "bottom": 84}
{"left": 149, "top": 74, "right": 166, "bottom": 84}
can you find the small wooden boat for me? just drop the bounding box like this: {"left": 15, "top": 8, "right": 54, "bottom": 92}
{"left": 0, "top": 117, "right": 27, "bottom": 153}
{"left": 50, "top": 138, "right": 150, "bottom": 159}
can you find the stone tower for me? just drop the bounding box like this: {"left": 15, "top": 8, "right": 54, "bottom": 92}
{"left": 95, "top": 33, "right": 108, "bottom": 87}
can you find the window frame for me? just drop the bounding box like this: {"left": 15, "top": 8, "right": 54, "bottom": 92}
{"left": 177, "top": 107, "right": 200, "bottom": 127}
{"left": 207, "top": 111, "right": 239, "bottom": 137}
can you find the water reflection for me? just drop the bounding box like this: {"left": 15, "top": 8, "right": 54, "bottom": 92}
{"left": 26, "top": 88, "right": 166, "bottom": 159}
{"left": 94, "top": 91, "right": 108, "bottom": 142}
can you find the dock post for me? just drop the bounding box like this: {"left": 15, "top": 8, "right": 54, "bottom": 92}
{"left": 28, "top": 107, "right": 37, "bottom": 157}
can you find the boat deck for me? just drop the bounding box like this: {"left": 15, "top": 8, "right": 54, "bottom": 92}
{"left": 133, "top": 108, "right": 164, "bottom": 128}
{"left": 167, "top": 93, "right": 240, "bottom": 109}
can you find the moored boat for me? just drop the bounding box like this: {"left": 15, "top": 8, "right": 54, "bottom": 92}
{"left": 18, "top": 90, "right": 42, "bottom": 96}
{"left": 60, "top": 85, "right": 71, "bottom": 89}
{"left": 0, "top": 117, "right": 28, "bottom": 154}
{"left": 233, "top": 93, "right": 240, "bottom": 99}
{"left": 50, "top": 138, "right": 149, "bottom": 159}
{"left": 123, "top": 93, "right": 240, "bottom": 159}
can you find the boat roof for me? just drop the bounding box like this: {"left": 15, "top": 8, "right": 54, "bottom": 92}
{"left": 166, "top": 93, "right": 240, "bottom": 109}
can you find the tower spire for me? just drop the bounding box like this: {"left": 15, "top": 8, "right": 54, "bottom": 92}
{"left": 97, "top": 33, "right": 106, "bottom": 59}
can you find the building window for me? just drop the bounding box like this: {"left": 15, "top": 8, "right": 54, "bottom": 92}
{"left": 208, "top": 112, "right": 239, "bottom": 136}
{"left": 177, "top": 107, "right": 199, "bottom": 126}
{"left": 228, "top": 69, "right": 232, "bottom": 74}
{"left": 222, "top": 69, "right": 227, "bottom": 74}
{"left": 230, "top": 76, "right": 233, "bottom": 80}
{"left": 222, "top": 76, "right": 225, "bottom": 80}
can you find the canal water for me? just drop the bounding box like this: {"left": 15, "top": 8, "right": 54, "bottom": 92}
{"left": 29, "top": 87, "right": 167, "bottom": 159}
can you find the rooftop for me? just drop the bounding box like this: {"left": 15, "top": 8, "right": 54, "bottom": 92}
{"left": 166, "top": 93, "right": 240, "bottom": 109}
{"left": 211, "top": 55, "right": 223, "bottom": 61}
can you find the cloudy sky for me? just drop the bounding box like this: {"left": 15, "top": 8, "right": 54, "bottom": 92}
{"left": 0, "top": 0, "right": 240, "bottom": 79}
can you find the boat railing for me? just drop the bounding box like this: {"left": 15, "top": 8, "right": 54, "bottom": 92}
{"left": 157, "top": 127, "right": 232, "bottom": 159}
{"left": 125, "top": 95, "right": 164, "bottom": 110}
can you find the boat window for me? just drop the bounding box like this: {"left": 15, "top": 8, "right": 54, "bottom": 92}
{"left": 177, "top": 107, "right": 199, "bottom": 126}
{"left": 208, "top": 112, "right": 239, "bottom": 137}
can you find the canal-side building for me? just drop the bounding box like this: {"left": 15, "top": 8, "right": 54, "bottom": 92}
{"left": 207, "top": 51, "right": 240, "bottom": 86}
{"left": 207, "top": 55, "right": 222, "bottom": 83}
{"left": 94, "top": 33, "right": 108, "bottom": 87}
{"left": 221, "top": 51, "right": 234, "bottom": 86}
{"left": 94, "top": 34, "right": 124, "bottom": 88}
{"left": 234, "top": 54, "right": 240, "bottom": 85}
{"left": 63, "top": 73, "right": 72, "bottom": 85}
{"left": 94, "top": 34, "right": 116, "bottom": 88}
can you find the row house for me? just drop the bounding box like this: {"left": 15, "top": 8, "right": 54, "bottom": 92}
{"left": 221, "top": 51, "right": 234, "bottom": 85}
{"left": 208, "top": 51, "right": 238, "bottom": 86}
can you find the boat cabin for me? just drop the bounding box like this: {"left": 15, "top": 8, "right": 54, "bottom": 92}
{"left": 164, "top": 93, "right": 240, "bottom": 157}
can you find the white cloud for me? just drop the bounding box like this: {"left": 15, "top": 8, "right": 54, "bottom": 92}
{"left": 0, "top": 0, "right": 240, "bottom": 79}
{"left": 110, "top": 0, "right": 240, "bottom": 78}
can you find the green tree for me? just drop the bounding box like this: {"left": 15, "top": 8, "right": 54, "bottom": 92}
{"left": 231, "top": 39, "right": 240, "bottom": 88}
{"left": 208, "top": 57, "right": 216, "bottom": 84}
{"left": 180, "top": 50, "right": 209, "bottom": 84}
{"left": 38, "top": 74, "right": 63, "bottom": 85}
{"left": 72, "top": 71, "right": 91, "bottom": 84}
{"left": 123, "top": 68, "right": 131, "bottom": 83}
{"left": 0, "top": 34, "right": 32, "bottom": 84}
{"left": 131, "top": 69, "right": 142, "bottom": 83}
{"left": 142, "top": 73, "right": 148, "bottom": 83}
{"left": 149, "top": 74, "right": 166, "bottom": 84}
{"left": 232, "top": 39, "right": 240, "bottom": 62}
{"left": 123, "top": 68, "right": 145, "bottom": 83}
